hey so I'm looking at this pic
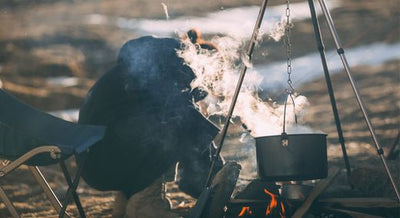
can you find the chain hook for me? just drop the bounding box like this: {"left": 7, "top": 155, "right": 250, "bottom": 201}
{"left": 285, "top": 0, "right": 294, "bottom": 94}
{"left": 281, "top": 0, "right": 298, "bottom": 146}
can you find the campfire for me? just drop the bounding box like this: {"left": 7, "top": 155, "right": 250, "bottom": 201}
{"left": 223, "top": 180, "right": 301, "bottom": 217}
{"left": 174, "top": 0, "right": 400, "bottom": 217}
{"left": 236, "top": 188, "right": 286, "bottom": 218}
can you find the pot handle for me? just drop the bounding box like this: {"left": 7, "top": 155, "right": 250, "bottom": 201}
{"left": 281, "top": 92, "right": 297, "bottom": 146}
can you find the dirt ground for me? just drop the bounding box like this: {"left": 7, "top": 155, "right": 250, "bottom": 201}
{"left": 0, "top": 0, "right": 399, "bottom": 217}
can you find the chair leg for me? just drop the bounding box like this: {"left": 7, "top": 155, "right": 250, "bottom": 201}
{"left": 29, "top": 166, "right": 71, "bottom": 218}
{"left": 0, "top": 186, "right": 20, "bottom": 218}
{"left": 59, "top": 160, "right": 86, "bottom": 218}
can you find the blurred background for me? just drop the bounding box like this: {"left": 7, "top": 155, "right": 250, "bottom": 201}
{"left": 0, "top": 0, "right": 398, "bottom": 216}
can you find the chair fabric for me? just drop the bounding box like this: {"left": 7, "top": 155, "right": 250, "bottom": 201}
{"left": 0, "top": 88, "right": 106, "bottom": 217}
{"left": 0, "top": 89, "right": 105, "bottom": 165}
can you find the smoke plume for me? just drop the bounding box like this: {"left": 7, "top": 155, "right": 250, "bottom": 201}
{"left": 177, "top": 34, "right": 314, "bottom": 137}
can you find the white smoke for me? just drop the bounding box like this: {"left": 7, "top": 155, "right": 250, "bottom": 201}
{"left": 267, "top": 17, "right": 287, "bottom": 42}
{"left": 112, "top": 1, "right": 343, "bottom": 39}
{"left": 161, "top": 3, "right": 169, "bottom": 20}
{"left": 177, "top": 35, "right": 315, "bottom": 137}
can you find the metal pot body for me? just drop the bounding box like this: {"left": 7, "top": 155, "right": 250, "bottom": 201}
{"left": 255, "top": 133, "right": 327, "bottom": 181}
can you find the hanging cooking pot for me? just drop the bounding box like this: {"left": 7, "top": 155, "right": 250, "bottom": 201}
{"left": 255, "top": 94, "right": 328, "bottom": 181}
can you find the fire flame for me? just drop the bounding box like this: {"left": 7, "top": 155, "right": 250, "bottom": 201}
{"left": 280, "top": 202, "right": 286, "bottom": 216}
{"left": 264, "top": 188, "right": 286, "bottom": 218}
{"left": 237, "top": 188, "right": 286, "bottom": 217}
{"left": 238, "top": 206, "right": 253, "bottom": 216}
{"left": 263, "top": 188, "right": 277, "bottom": 215}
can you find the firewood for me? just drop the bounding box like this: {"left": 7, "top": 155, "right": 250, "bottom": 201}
{"left": 319, "top": 197, "right": 400, "bottom": 208}
{"left": 322, "top": 206, "right": 385, "bottom": 218}
{"left": 292, "top": 167, "right": 340, "bottom": 218}
{"left": 201, "top": 162, "right": 241, "bottom": 218}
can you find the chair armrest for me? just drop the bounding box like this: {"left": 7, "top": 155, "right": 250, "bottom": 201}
{"left": 0, "top": 145, "right": 61, "bottom": 176}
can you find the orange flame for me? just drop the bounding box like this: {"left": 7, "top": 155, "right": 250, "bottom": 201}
{"left": 238, "top": 206, "right": 253, "bottom": 216}
{"left": 237, "top": 188, "right": 286, "bottom": 217}
{"left": 264, "top": 188, "right": 286, "bottom": 218}
{"left": 263, "top": 188, "right": 278, "bottom": 215}
{"left": 280, "top": 202, "right": 286, "bottom": 217}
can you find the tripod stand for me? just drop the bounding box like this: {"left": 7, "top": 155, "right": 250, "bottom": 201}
{"left": 190, "top": 0, "right": 400, "bottom": 217}
{"left": 308, "top": 0, "right": 400, "bottom": 202}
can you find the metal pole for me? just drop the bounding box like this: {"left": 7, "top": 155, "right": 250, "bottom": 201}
{"left": 204, "top": 0, "right": 269, "bottom": 189}
{"left": 307, "top": 0, "right": 352, "bottom": 182}
{"left": 59, "top": 161, "right": 86, "bottom": 218}
{"left": 0, "top": 187, "right": 20, "bottom": 218}
{"left": 59, "top": 158, "right": 86, "bottom": 218}
{"left": 189, "top": 1, "right": 269, "bottom": 217}
{"left": 317, "top": 0, "right": 400, "bottom": 202}
{"left": 29, "top": 166, "right": 72, "bottom": 217}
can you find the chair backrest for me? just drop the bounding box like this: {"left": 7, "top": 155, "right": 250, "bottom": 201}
{"left": 0, "top": 89, "right": 106, "bottom": 163}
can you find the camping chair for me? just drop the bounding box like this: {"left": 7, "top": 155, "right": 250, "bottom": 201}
{"left": 0, "top": 89, "right": 106, "bottom": 217}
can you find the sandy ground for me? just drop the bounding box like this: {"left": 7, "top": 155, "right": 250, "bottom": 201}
{"left": 0, "top": 0, "right": 399, "bottom": 217}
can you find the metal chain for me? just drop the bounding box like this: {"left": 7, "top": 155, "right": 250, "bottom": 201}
{"left": 285, "top": 0, "right": 294, "bottom": 93}
{"left": 281, "top": 0, "right": 297, "bottom": 137}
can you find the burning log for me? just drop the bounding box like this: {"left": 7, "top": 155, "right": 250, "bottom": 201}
{"left": 225, "top": 168, "right": 343, "bottom": 217}
{"left": 225, "top": 180, "right": 288, "bottom": 217}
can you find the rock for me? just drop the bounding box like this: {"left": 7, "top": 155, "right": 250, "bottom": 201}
{"left": 112, "top": 192, "right": 128, "bottom": 218}
{"left": 124, "top": 177, "right": 179, "bottom": 218}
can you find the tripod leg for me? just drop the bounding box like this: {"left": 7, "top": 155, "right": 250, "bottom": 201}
{"left": 189, "top": 1, "right": 270, "bottom": 217}
{"left": 307, "top": 0, "right": 352, "bottom": 182}
{"left": 317, "top": 0, "right": 400, "bottom": 202}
